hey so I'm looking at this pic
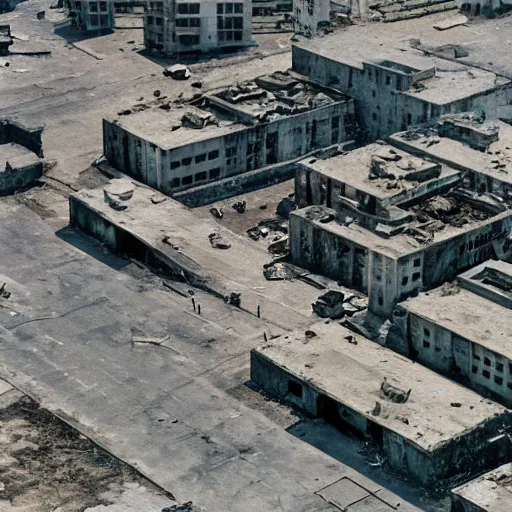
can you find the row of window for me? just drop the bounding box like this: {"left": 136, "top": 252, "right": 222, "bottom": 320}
{"left": 217, "top": 3, "right": 244, "bottom": 14}
{"left": 176, "top": 18, "right": 201, "bottom": 28}
{"left": 401, "top": 272, "right": 421, "bottom": 287}
{"left": 171, "top": 168, "right": 221, "bottom": 187}
{"left": 88, "top": 1, "right": 108, "bottom": 12}
{"left": 88, "top": 14, "right": 110, "bottom": 26}
{"left": 422, "top": 340, "right": 441, "bottom": 352}
{"left": 147, "top": 16, "right": 163, "bottom": 26}
{"left": 217, "top": 16, "right": 244, "bottom": 29}
{"left": 178, "top": 3, "right": 200, "bottom": 14}
{"left": 171, "top": 150, "right": 219, "bottom": 170}
{"left": 471, "top": 364, "right": 512, "bottom": 390}
{"left": 459, "top": 232, "right": 492, "bottom": 256}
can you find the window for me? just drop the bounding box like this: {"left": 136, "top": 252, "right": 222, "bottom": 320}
{"left": 177, "top": 3, "right": 200, "bottom": 14}
{"left": 496, "top": 362, "right": 504, "bottom": 372}
{"left": 195, "top": 153, "right": 206, "bottom": 163}
{"left": 89, "top": 2, "right": 98, "bottom": 12}
{"left": 209, "top": 168, "right": 221, "bottom": 179}
{"left": 171, "top": 178, "right": 180, "bottom": 188}
{"left": 179, "top": 34, "right": 199, "bottom": 46}
{"left": 407, "top": 113, "right": 412, "bottom": 125}
{"left": 372, "top": 90, "right": 376, "bottom": 98}
{"left": 423, "top": 340, "right": 430, "bottom": 349}
{"left": 182, "top": 157, "right": 192, "bottom": 166}
{"left": 482, "top": 370, "right": 490, "bottom": 379}
{"left": 401, "top": 277, "right": 408, "bottom": 286}
{"left": 182, "top": 175, "right": 193, "bottom": 185}
{"left": 412, "top": 272, "right": 421, "bottom": 281}
{"left": 472, "top": 365, "right": 478, "bottom": 374}
{"left": 288, "top": 380, "right": 303, "bottom": 399}
{"left": 208, "top": 150, "right": 219, "bottom": 160}
{"left": 473, "top": 354, "right": 481, "bottom": 361}
{"left": 234, "top": 2, "right": 243, "bottom": 13}
{"left": 100, "top": 14, "right": 108, "bottom": 25}
{"left": 176, "top": 18, "right": 188, "bottom": 27}
{"left": 372, "top": 113, "right": 377, "bottom": 121}
{"left": 386, "top": 75, "right": 391, "bottom": 85}
{"left": 147, "top": 16, "right": 154, "bottom": 24}
{"left": 156, "top": 16, "right": 163, "bottom": 25}
{"left": 217, "top": 3, "right": 244, "bottom": 43}
{"left": 435, "top": 347, "right": 441, "bottom": 353}
{"left": 99, "top": 1, "right": 107, "bottom": 10}
{"left": 423, "top": 328, "right": 430, "bottom": 337}
{"left": 226, "top": 147, "right": 236, "bottom": 157}
{"left": 413, "top": 258, "right": 421, "bottom": 267}
{"left": 190, "top": 17, "right": 200, "bottom": 27}
{"left": 90, "top": 14, "right": 99, "bottom": 25}
{"left": 171, "top": 161, "right": 180, "bottom": 169}
{"left": 495, "top": 376, "right": 504, "bottom": 385}
{"left": 484, "top": 356, "right": 491, "bottom": 366}
{"left": 195, "top": 171, "right": 207, "bottom": 182}
{"left": 459, "top": 244, "right": 465, "bottom": 256}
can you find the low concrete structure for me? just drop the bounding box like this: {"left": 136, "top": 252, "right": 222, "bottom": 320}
{"left": 292, "top": 40, "right": 512, "bottom": 141}
{"left": 451, "top": 463, "right": 512, "bottom": 511}
{"left": 69, "top": 0, "right": 115, "bottom": 31}
{"left": 144, "top": 0, "right": 254, "bottom": 55}
{"left": 103, "top": 72, "right": 355, "bottom": 195}
{"left": 0, "top": 119, "right": 43, "bottom": 195}
{"left": 251, "top": 321, "right": 512, "bottom": 486}
{"left": 388, "top": 260, "right": 512, "bottom": 407}
{"left": 291, "top": 134, "right": 512, "bottom": 316}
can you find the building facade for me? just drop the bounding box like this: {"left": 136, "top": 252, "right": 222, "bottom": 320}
{"left": 103, "top": 73, "right": 355, "bottom": 195}
{"left": 69, "top": 0, "right": 115, "bottom": 31}
{"left": 144, "top": 0, "right": 253, "bottom": 54}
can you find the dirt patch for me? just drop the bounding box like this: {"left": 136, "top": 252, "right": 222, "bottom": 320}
{"left": 0, "top": 395, "right": 173, "bottom": 511}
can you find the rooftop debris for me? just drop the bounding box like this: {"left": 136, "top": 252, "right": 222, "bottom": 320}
{"left": 380, "top": 377, "right": 411, "bottom": 404}
{"left": 163, "top": 64, "right": 191, "bottom": 80}
{"left": 208, "top": 232, "right": 231, "bottom": 249}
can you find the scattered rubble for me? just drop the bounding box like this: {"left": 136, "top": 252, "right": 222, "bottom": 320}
{"left": 208, "top": 232, "right": 231, "bottom": 249}
{"left": 163, "top": 64, "right": 191, "bottom": 80}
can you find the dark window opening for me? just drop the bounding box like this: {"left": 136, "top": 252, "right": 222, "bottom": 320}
{"left": 171, "top": 161, "right": 180, "bottom": 169}
{"left": 386, "top": 75, "right": 391, "bottom": 85}
{"left": 472, "top": 365, "right": 478, "bottom": 374}
{"left": 484, "top": 357, "right": 491, "bottom": 366}
{"left": 496, "top": 362, "right": 504, "bottom": 372}
{"left": 402, "top": 277, "right": 409, "bottom": 286}
{"left": 413, "top": 258, "right": 421, "bottom": 267}
{"left": 288, "top": 380, "right": 303, "bottom": 399}
{"left": 495, "top": 376, "right": 503, "bottom": 385}
{"left": 195, "top": 171, "right": 207, "bottom": 181}
{"left": 182, "top": 157, "right": 192, "bottom": 166}
{"left": 412, "top": 272, "right": 421, "bottom": 281}
{"left": 182, "top": 175, "right": 193, "bottom": 185}
{"left": 423, "top": 340, "right": 430, "bottom": 348}
{"left": 407, "top": 113, "right": 412, "bottom": 125}
{"left": 208, "top": 150, "right": 219, "bottom": 160}
{"left": 435, "top": 347, "right": 441, "bottom": 353}
{"left": 483, "top": 370, "right": 490, "bottom": 379}
{"left": 195, "top": 153, "right": 206, "bottom": 163}
{"left": 209, "top": 168, "right": 221, "bottom": 179}
{"left": 171, "top": 178, "right": 180, "bottom": 188}
{"left": 424, "top": 327, "right": 430, "bottom": 337}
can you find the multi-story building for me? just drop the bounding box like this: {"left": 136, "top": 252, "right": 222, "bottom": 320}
{"left": 103, "top": 71, "right": 355, "bottom": 195}
{"left": 291, "top": 120, "right": 512, "bottom": 317}
{"left": 388, "top": 260, "right": 512, "bottom": 407}
{"left": 144, "top": 0, "right": 254, "bottom": 55}
{"left": 69, "top": 0, "right": 115, "bottom": 31}
{"left": 251, "top": 321, "right": 512, "bottom": 486}
{"left": 291, "top": 39, "right": 512, "bottom": 141}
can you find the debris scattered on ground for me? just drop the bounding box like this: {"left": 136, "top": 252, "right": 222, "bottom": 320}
{"left": 191, "top": 79, "right": 203, "bottom": 88}
{"left": 232, "top": 200, "right": 247, "bottom": 213}
{"left": 380, "top": 377, "right": 411, "bottom": 404}
{"left": 163, "top": 64, "right": 191, "bottom": 80}
{"left": 312, "top": 290, "right": 345, "bottom": 319}
{"left": 224, "top": 291, "right": 241, "bottom": 307}
{"left": 276, "top": 197, "right": 297, "bottom": 219}
{"left": 0, "top": 282, "right": 11, "bottom": 299}
{"left": 209, "top": 232, "right": 231, "bottom": 249}
{"left": 267, "top": 234, "right": 289, "bottom": 255}
{"left": 36, "top": 10, "right": 45, "bottom": 20}
{"left": 210, "top": 207, "right": 223, "bottom": 219}
{"left": 440, "top": 281, "right": 460, "bottom": 296}
{"left": 433, "top": 15, "right": 468, "bottom": 31}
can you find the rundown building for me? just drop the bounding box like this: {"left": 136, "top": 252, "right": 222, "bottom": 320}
{"left": 69, "top": 0, "right": 115, "bottom": 31}
{"left": 388, "top": 260, "right": 512, "bottom": 407}
{"left": 291, "top": 40, "right": 512, "bottom": 141}
{"left": 103, "top": 72, "right": 355, "bottom": 195}
{"left": 291, "top": 136, "right": 512, "bottom": 316}
{"left": 251, "top": 321, "right": 512, "bottom": 486}
{"left": 144, "top": 0, "right": 253, "bottom": 55}
{"left": 252, "top": 0, "right": 292, "bottom": 15}
{"left": 292, "top": 0, "right": 330, "bottom": 38}
{"left": 0, "top": 119, "right": 44, "bottom": 195}
{"left": 451, "top": 463, "right": 512, "bottom": 512}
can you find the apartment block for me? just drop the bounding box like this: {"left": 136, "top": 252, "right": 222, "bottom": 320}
{"left": 69, "top": 0, "right": 115, "bottom": 31}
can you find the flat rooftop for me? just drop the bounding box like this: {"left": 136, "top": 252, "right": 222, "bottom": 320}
{"left": 402, "top": 283, "right": 512, "bottom": 359}
{"left": 105, "top": 72, "right": 347, "bottom": 150}
{"left": 293, "top": 203, "right": 511, "bottom": 260}
{"left": 301, "top": 143, "right": 457, "bottom": 201}
{"left": 254, "top": 321, "right": 508, "bottom": 452}
{"left": 294, "top": 39, "right": 509, "bottom": 105}
{"left": 0, "top": 142, "right": 39, "bottom": 171}
{"left": 390, "top": 122, "right": 512, "bottom": 187}
{"left": 452, "top": 463, "right": 512, "bottom": 512}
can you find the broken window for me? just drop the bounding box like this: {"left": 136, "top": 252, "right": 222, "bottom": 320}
{"left": 234, "top": 3, "right": 243, "bottom": 13}
{"left": 89, "top": 2, "right": 98, "bottom": 12}
{"left": 156, "top": 16, "right": 163, "bottom": 25}
{"left": 182, "top": 157, "right": 192, "bottom": 166}
{"left": 386, "top": 75, "right": 391, "bottom": 85}
{"left": 423, "top": 340, "right": 430, "bottom": 349}
{"left": 435, "top": 347, "right": 441, "bottom": 353}
{"left": 484, "top": 356, "right": 491, "bottom": 366}
{"left": 171, "top": 161, "right": 180, "bottom": 169}
{"left": 472, "top": 365, "right": 478, "bottom": 374}
{"left": 209, "top": 168, "right": 221, "bottom": 179}
{"left": 99, "top": 1, "right": 107, "bottom": 10}
{"left": 182, "top": 175, "right": 193, "bottom": 185}
{"left": 413, "top": 258, "right": 421, "bottom": 267}
{"left": 482, "top": 370, "right": 490, "bottom": 379}
{"left": 195, "top": 153, "right": 206, "bottom": 163}
{"left": 288, "top": 380, "right": 303, "bottom": 399}
{"left": 178, "top": 3, "right": 200, "bottom": 14}
{"left": 495, "top": 376, "right": 504, "bottom": 385}
{"left": 423, "top": 327, "right": 430, "bottom": 337}
{"left": 496, "top": 362, "right": 504, "bottom": 372}
{"left": 147, "top": 16, "right": 154, "bottom": 24}
{"left": 412, "top": 272, "right": 421, "bottom": 281}
{"left": 195, "top": 171, "right": 207, "bottom": 182}
{"left": 179, "top": 34, "right": 199, "bottom": 46}
{"left": 402, "top": 277, "right": 408, "bottom": 286}
{"left": 208, "top": 150, "right": 219, "bottom": 160}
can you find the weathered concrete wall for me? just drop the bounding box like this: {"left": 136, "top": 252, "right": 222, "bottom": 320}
{"left": 104, "top": 99, "right": 355, "bottom": 195}
{"left": 0, "top": 120, "right": 43, "bottom": 157}
{"left": 0, "top": 160, "right": 43, "bottom": 196}
{"left": 292, "top": 0, "right": 331, "bottom": 37}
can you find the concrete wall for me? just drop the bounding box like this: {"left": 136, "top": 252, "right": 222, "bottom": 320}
{"left": 103, "top": 99, "right": 355, "bottom": 195}
{"left": 0, "top": 120, "right": 43, "bottom": 157}
{"left": 0, "top": 161, "right": 43, "bottom": 196}
{"left": 291, "top": 46, "right": 512, "bottom": 143}
{"left": 145, "top": 0, "right": 253, "bottom": 54}
{"left": 292, "top": 0, "right": 331, "bottom": 38}
{"left": 404, "top": 312, "right": 512, "bottom": 407}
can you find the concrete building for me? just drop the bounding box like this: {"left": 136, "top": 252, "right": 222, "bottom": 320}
{"left": 291, "top": 40, "right": 512, "bottom": 141}
{"left": 291, "top": 132, "right": 512, "bottom": 316}
{"left": 69, "top": 0, "right": 115, "bottom": 31}
{"left": 103, "top": 72, "right": 355, "bottom": 195}
{"left": 451, "top": 463, "right": 512, "bottom": 512}
{"left": 144, "top": 0, "right": 254, "bottom": 55}
{"left": 292, "top": 0, "right": 331, "bottom": 38}
{"left": 387, "top": 260, "right": 512, "bottom": 407}
{"left": 252, "top": 0, "right": 292, "bottom": 16}
{"left": 459, "top": 0, "right": 512, "bottom": 16}
{"left": 250, "top": 321, "right": 512, "bottom": 486}
{"left": 0, "top": 119, "right": 44, "bottom": 195}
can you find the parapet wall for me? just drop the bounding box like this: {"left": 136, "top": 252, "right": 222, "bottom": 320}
{"left": 0, "top": 119, "right": 44, "bottom": 157}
